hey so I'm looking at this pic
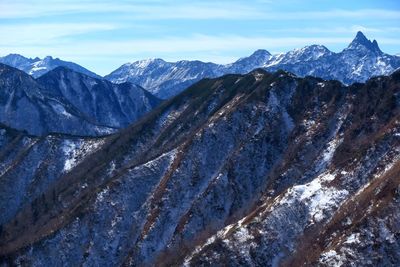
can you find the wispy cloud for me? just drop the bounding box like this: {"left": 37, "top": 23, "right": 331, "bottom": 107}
{"left": 0, "top": 0, "right": 264, "bottom": 20}
{"left": 0, "top": 34, "right": 391, "bottom": 57}
{"left": 269, "top": 9, "right": 400, "bottom": 20}
{"left": 3, "top": 33, "right": 400, "bottom": 59}
{"left": 0, "top": 23, "right": 117, "bottom": 45}
{"left": 266, "top": 25, "right": 400, "bottom": 34}
{"left": 1, "top": 0, "right": 399, "bottom": 21}
{"left": 1, "top": 0, "right": 398, "bottom": 74}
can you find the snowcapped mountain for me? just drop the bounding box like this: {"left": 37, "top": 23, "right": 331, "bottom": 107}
{"left": 0, "top": 54, "right": 101, "bottom": 79}
{"left": 105, "top": 58, "right": 224, "bottom": 99}
{"left": 225, "top": 49, "right": 272, "bottom": 73}
{"left": 1, "top": 68, "right": 400, "bottom": 266}
{"left": 0, "top": 64, "right": 160, "bottom": 135}
{"left": 106, "top": 31, "right": 400, "bottom": 98}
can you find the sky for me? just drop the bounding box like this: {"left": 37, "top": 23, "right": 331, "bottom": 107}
{"left": 0, "top": 0, "right": 399, "bottom": 75}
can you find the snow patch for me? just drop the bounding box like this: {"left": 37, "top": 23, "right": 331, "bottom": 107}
{"left": 62, "top": 139, "right": 105, "bottom": 172}
{"left": 344, "top": 233, "right": 360, "bottom": 244}
{"left": 52, "top": 102, "right": 73, "bottom": 118}
{"left": 281, "top": 172, "right": 349, "bottom": 223}
{"left": 63, "top": 140, "right": 80, "bottom": 172}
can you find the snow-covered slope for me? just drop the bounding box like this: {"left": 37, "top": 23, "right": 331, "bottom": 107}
{"left": 0, "top": 64, "right": 160, "bottom": 135}
{"left": 266, "top": 31, "right": 400, "bottom": 85}
{"left": 106, "top": 31, "right": 400, "bottom": 98}
{"left": 0, "top": 54, "right": 101, "bottom": 79}
{"left": 225, "top": 49, "right": 272, "bottom": 74}
{"left": 1, "top": 69, "right": 400, "bottom": 266}
{"left": 105, "top": 58, "right": 225, "bottom": 99}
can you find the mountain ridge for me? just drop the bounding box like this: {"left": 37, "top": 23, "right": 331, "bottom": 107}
{"left": 1, "top": 68, "right": 399, "bottom": 266}
{"left": 0, "top": 63, "right": 161, "bottom": 136}
{"left": 106, "top": 31, "right": 400, "bottom": 98}
{"left": 0, "top": 54, "right": 101, "bottom": 79}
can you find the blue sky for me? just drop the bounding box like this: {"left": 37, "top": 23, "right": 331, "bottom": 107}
{"left": 0, "top": 0, "right": 399, "bottom": 75}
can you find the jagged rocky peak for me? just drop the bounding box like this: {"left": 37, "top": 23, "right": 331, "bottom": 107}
{"left": 346, "top": 31, "right": 382, "bottom": 53}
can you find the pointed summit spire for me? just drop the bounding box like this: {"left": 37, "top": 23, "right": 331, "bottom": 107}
{"left": 347, "top": 31, "right": 381, "bottom": 53}
{"left": 354, "top": 31, "right": 368, "bottom": 42}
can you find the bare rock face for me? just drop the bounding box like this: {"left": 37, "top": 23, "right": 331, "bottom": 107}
{"left": 0, "top": 69, "right": 400, "bottom": 266}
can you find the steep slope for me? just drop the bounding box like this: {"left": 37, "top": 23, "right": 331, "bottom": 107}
{"left": 0, "top": 124, "right": 107, "bottom": 227}
{"left": 186, "top": 70, "right": 400, "bottom": 266}
{"left": 1, "top": 69, "right": 400, "bottom": 266}
{"left": 106, "top": 31, "right": 400, "bottom": 99}
{"left": 37, "top": 67, "right": 161, "bottom": 128}
{"left": 0, "top": 54, "right": 101, "bottom": 79}
{"left": 0, "top": 64, "right": 160, "bottom": 136}
{"left": 0, "top": 64, "right": 113, "bottom": 136}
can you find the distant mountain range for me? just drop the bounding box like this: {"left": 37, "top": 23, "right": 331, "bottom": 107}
{"left": 2, "top": 32, "right": 399, "bottom": 99}
{"left": 106, "top": 31, "right": 400, "bottom": 98}
{"left": 0, "top": 54, "right": 101, "bottom": 79}
{"left": 0, "top": 64, "right": 160, "bottom": 135}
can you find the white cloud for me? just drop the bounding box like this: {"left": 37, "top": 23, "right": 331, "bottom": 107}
{"left": 0, "top": 0, "right": 264, "bottom": 20}
{"left": 0, "top": 1, "right": 399, "bottom": 21}
{"left": 2, "top": 33, "right": 400, "bottom": 58}
{"left": 268, "top": 25, "right": 400, "bottom": 34}
{"left": 0, "top": 35, "right": 349, "bottom": 57}
{"left": 278, "top": 9, "right": 400, "bottom": 20}
{"left": 0, "top": 23, "right": 117, "bottom": 45}
{"left": 1, "top": 1, "right": 399, "bottom": 75}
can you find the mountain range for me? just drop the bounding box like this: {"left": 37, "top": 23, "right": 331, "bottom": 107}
{"left": 0, "top": 64, "right": 160, "bottom": 135}
{"left": 0, "top": 31, "right": 400, "bottom": 266}
{"left": 2, "top": 32, "right": 399, "bottom": 100}
{"left": 1, "top": 68, "right": 400, "bottom": 266}
{"left": 0, "top": 54, "right": 101, "bottom": 79}
{"left": 106, "top": 31, "right": 400, "bottom": 98}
